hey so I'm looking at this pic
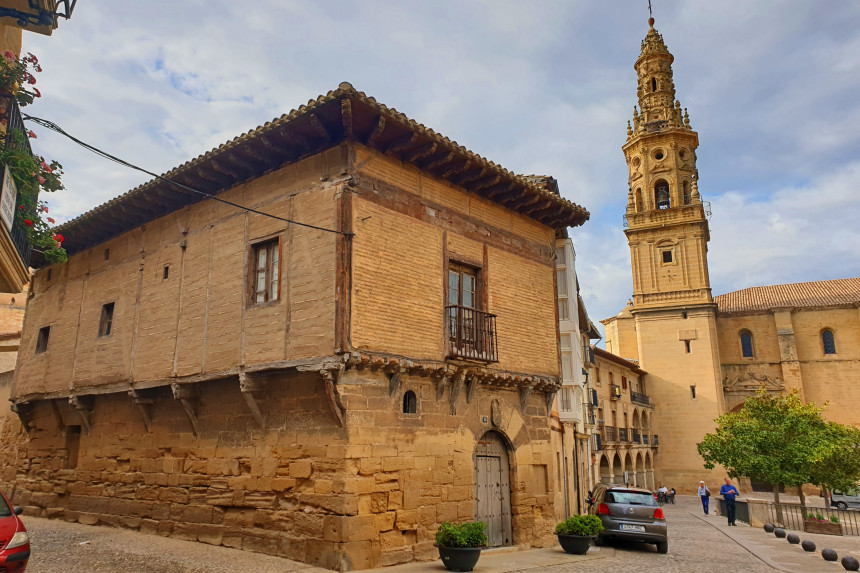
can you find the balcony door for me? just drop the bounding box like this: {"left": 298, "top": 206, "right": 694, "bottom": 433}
{"left": 448, "top": 264, "right": 478, "bottom": 355}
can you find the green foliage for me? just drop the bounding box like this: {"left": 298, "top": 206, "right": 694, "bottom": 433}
{"left": 0, "top": 51, "right": 42, "bottom": 107}
{"left": 829, "top": 515, "right": 840, "bottom": 524}
{"left": 0, "top": 129, "right": 66, "bottom": 263}
{"left": 698, "top": 389, "right": 860, "bottom": 493}
{"left": 807, "top": 513, "right": 815, "bottom": 520}
{"left": 434, "top": 522, "right": 488, "bottom": 548}
{"left": 555, "top": 514, "right": 604, "bottom": 536}
{"left": 816, "top": 513, "right": 825, "bottom": 521}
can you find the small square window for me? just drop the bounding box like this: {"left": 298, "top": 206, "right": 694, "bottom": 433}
{"left": 662, "top": 250, "right": 673, "bottom": 263}
{"left": 104, "top": 248, "right": 110, "bottom": 261}
{"left": 250, "top": 239, "right": 280, "bottom": 304}
{"left": 99, "top": 303, "right": 115, "bottom": 337}
{"left": 36, "top": 326, "right": 50, "bottom": 354}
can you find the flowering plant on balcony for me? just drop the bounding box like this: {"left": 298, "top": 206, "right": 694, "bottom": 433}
{"left": 0, "top": 51, "right": 42, "bottom": 108}
{"left": 0, "top": 129, "right": 66, "bottom": 263}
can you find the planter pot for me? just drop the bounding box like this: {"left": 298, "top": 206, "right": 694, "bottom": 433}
{"left": 556, "top": 534, "right": 595, "bottom": 555}
{"left": 803, "top": 521, "right": 843, "bottom": 536}
{"left": 437, "top": 546, "right": 482, "bottom": 572}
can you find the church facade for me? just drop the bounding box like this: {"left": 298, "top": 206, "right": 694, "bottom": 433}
{"left": 602, "top": 20, "right": 860, "bottom": 493}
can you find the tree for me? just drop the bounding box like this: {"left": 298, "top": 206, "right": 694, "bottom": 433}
{"left": 698, "top": 389, "right": 860, "bottom": 516}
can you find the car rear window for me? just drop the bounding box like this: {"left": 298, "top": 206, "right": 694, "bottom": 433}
{"left": 605, "top": 490, "right": 658, "bottom": 506}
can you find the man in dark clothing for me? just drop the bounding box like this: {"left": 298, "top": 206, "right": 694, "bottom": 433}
{"left": 720, "top": 478, "right": 740, "bottom": 525}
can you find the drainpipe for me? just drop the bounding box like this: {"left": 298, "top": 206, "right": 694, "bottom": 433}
{"left": 572, "top": 427, "right": 581, "bottom": 515}
{"left": 561, "top": 423, "right": 570, "bottom": 519}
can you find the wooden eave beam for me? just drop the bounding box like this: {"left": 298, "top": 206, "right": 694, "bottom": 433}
{"left": 439, "top": 159, "right": 471, "bottom": 179}
{"left": 484, "top": 182, "right": 518, "bottom": 201}
{"left": 308, "top": 113, "right": 333, "bottom": 144}
{"left": 456, "top": 167, "right": 488, "bottom": 187}
{"left": 223, "top": 148, "right": 261, "bottom": 174}
{"left": 279, "top": 128, "right": 314, "bottom": 154}
{"left": 209, "top": 158, "right": 243, "bottom": 181}
{"left": 366, "top": 115, "right": 387, "bottom": 148}
{"left": 341, "top": 99, "right": 354, "bottom": 139}
{"left": 472, "top": 174, "right": 502, "bottom": 194}
{"left": 385, "top": 133, "right": 418, "bottom": 155}
{"left": 405, "top": 142, "right": 437, "bottom": 163}
{"left": 422, "top": 151, "right": 456, "bottom": 171}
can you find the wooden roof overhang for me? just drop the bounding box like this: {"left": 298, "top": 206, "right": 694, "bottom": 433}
{"left": 39, "top": 83, "right": 589, "bottom": 267}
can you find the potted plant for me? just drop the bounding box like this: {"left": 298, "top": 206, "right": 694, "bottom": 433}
{"left": 803, "top": 513, "right": 843, "bottom": 536}
{"left": 434, "top": 521, "right": 487, "bottom": 572}
{"left": 555, "top": 514, "right": 604, "bottom": 555}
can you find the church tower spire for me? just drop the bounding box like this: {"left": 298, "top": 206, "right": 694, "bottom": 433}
{"left": 622, "top": 17, "right": 711, "bottom": 309}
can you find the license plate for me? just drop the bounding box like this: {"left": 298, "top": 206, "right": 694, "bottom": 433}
{"left": 620, "top": 524, "right": 646, "bottom": 532}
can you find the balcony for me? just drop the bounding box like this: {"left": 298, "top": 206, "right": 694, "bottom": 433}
{"left": 604, "top": 426, "right": 617, "bottom": 443}
{"left": 631, "top": 391, "right": 651, "bottom": 406}
{"left": 652, "top": 435, "right": 659, "bottom": 447}
{"left": 610, "top": 384, "right": 622, "bottom": 399}
{"left": 445, "top": 305, "right": 498, "bottom": 363}
{"left": 0, "top": 94, "right": 34, "bottom": 292}
{"left": 618, "top": 428, "right": 629, "bottom": 443}
{"left": 632, "top": 429, "right": 641, "bottom": 444}
{"left": 0, "top": 0, "right": 77, "bottom": 35}
{"left": 582, "top": 345, "right": 595, "bottom": 368}
{"left": 642, "top": 434, "right": 649, "bottom": 446}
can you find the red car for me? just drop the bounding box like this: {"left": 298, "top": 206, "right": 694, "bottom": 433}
{"left": 0, "top": 490, "right": 29, "bottom": 572}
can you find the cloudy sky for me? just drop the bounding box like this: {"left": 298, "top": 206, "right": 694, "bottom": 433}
{"left": 22, "top": 0, "right": 860, "bottom": 339}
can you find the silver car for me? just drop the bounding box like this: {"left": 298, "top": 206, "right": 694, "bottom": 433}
{"left": 831, "top": 489, "right": 860, "bottom": 510}
{"left": 588, "top": 484, "right": 668, "bottom": 553}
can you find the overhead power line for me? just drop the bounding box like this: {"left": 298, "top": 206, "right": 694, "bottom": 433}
{"left": 22, "top": 114, "right": 351, "bottom": 236}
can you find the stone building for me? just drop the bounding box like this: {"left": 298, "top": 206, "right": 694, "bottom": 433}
{"left": 601, "top": 19, "right": 860, "bottom": 493}
{"left": 1, "top": 83, "right": 590, "bottom": 570}
{"left": 591, "top": 347, "right": 658, "bottom": 489}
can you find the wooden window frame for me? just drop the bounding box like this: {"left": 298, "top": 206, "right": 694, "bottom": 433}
{"left": 249, "top": 238, "right": 281, "bottom": 306}
{"left": 98, "top": 302, "right": 115, "bottom": 337}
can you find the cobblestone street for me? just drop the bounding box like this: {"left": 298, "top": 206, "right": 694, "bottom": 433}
{"left": 20, "top": 496, "right": 860, "bottom": 573}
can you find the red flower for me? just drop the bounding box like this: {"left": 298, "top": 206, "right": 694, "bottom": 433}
{"left": 33, "top": 87, "right": 40, "bottom": 98}
{"left": 26, "top": 74, "right": 36, "bottom": 85}
{"left": 40, "top": 205, "right": 48, "bottom": 212}
{"left": 27, "top": 130, "right": 36, "bottom": 139}
{"left": 18, "top": 205, "right": 24, "bottom": 210}
{"left": 24, "top": 219, "right": 32, "bottom": 227}
{"left": 2, "top": 50, "right": 15, "bottom": 61}
{"left": 53, "top": 234, "right": 64, "bottom": 244}
{"left": 26, "top": 53, "right": 37, "bottom": 64}
{"left": 47, "top": 217, "right": 55, "bottom": 224}
{"left": 38, "top": 176, "right": 46, "bottom": 185}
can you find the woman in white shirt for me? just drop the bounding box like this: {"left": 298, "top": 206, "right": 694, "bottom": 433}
{"left": 697, "top": 481, "right": 711, "bottom": 515}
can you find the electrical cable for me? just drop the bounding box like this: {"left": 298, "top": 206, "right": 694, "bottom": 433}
{"left": 22, "top": 114, "right": 351, "bottom": 236}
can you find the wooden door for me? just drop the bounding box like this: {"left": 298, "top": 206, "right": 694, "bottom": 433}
{"left": 475, "top": 432, "right": 512, "bottom": 547}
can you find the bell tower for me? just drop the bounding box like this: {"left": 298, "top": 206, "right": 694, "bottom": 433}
{"left": 613, "top": 17, "right": 726, "bottom": 491}
{"left": 623, "top": 18, "right": 711, "bottom": 308}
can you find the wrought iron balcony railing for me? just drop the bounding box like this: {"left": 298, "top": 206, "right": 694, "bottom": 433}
{"left": 445, "top": 305, "right": 498, "bottom": 363}
{"left": 605, "top": 426, "right": 617, "bottom": 443}
{"left": 631, "top": 391, "right": 651, "bottom": 406}
{"left": 1, "top": 94, "right": 34, "bottom": 268}
{"left": 632, "top": 429, "right": 641, "bottom": 444}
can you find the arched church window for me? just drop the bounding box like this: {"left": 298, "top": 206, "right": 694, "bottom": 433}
{"left": 651, "top": 77, "right": 657, "bottom": 92}
{"left": 740, "top": 331, "right": 754, "bottom": 358}
{"left": 654, "top": 180, "right": 670, "bottom": 210}
{"left": 402, "top": 391, "right": 417, "bottom": 414}
{"left": 683, "top": 181, "right": 691, "bottom": 205}
{"left": 821, "top": 329, "right": 836, "bottom": 355}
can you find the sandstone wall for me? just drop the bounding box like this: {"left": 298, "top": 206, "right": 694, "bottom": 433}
{"left": 2, "top": 369, "right": 559, "bottom": 570}
{"left": 13, "top": 149, "right": 344, "bottom": 400}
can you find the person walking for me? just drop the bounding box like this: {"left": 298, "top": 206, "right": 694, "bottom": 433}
{"left": 697, "top": 480, "right": 711, "bottom": 515}
{"left": 720, "top": 477, "right": 740, "bottom": 526}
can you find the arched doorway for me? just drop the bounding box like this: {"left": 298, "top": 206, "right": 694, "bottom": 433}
{"left": 612, "top": 453, "right": 622, "bottom": 484}
{"left": 599, "top": 455, "right": 611, "bottom": 484}
{"left": 624, "top": 452, "right": 634, "bottom": 486}
{"left": 474, "top": 431, "right": 512, "bottom": 547}
{"left": 636, "top": 452, "right": 645, "bottom": 488}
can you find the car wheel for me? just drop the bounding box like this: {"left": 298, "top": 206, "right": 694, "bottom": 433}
{"left": 595, "top": 535, "right": 605, "bottom": 546}
{"left": 836, "top": 502, "right": 848, "bottom": 510}
{"left": 656, "top": 541, "right": 668, "bottom": 554}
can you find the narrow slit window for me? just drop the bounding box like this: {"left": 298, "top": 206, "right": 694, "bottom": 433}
{"left": 684, "top": 340, "right": 691, "bottom": 353}
{"left": 690, "top": 385, "right": 697, "bottom": 399}
{"left": 651, "top": 77, "right": 657, "bottom": 92}
{"left": 104, "top": 248, "right": 110, "bottom": 261}
{"left": 402, "top": 391, "right": 417, "bottom": 414}
{"left": 163, "top": 265, "right": 170, "bottom": 280}
{"left": 36, "top": 326, "right": 50, "bottom": 354}
{"left": 99, "top": 303, "right": 115, "bottom": 337}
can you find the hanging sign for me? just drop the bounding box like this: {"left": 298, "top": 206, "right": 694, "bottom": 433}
{"left": 0, "top": 165, "right": 18, "bottom": 232}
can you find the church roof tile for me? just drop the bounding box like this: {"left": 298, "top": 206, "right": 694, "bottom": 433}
{"left": 715, "top": 278, "right": 860, "bottom": 315}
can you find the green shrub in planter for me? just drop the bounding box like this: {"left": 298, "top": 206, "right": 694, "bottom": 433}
{"left": 435, "top": 521, "right": 488, "bottom": 548}
{"left": 555, "top": 515, "right": 604, "bottom": 537}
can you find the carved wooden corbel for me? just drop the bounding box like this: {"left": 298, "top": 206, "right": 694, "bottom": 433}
{"left": 519, "top": 382, "right": 534, "bottom": 415}
{"left": 449, "top": 369, "right": 466, "bottom": 414}
{"left": 69, "top": 395, "right": 94, "bottom": 435}
{"left": 11, "top": 401, "right": 35, "bottom": 433}
{"left": 432, "top": 370, "right": 448, "bottom": 402}
{"left": 239, "top": 371, "right": 267, "bottom": 429}
{"left": 388, "top": 371, "right": 402, "bottom": 398}
{"left": 544, "top": 389, "right": 558, "bottom": 418}
{"left": 171, "top": 383, "right": 200, "bottom": 436}
{"left": 128, "top": 389, "right": 154, "bottom": 433}
{"left": 49, "top": 398, "right": 67, "bottom": 436}
{"left": 320, "top": 368, "right": 346, "bottom": 427}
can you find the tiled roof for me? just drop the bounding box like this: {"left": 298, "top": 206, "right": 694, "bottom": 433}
{"left": 715, "top": 278, "right": 860, "bottom": 315}
{"left": 44, "top": 83, "right": 588, "bottom": 265}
